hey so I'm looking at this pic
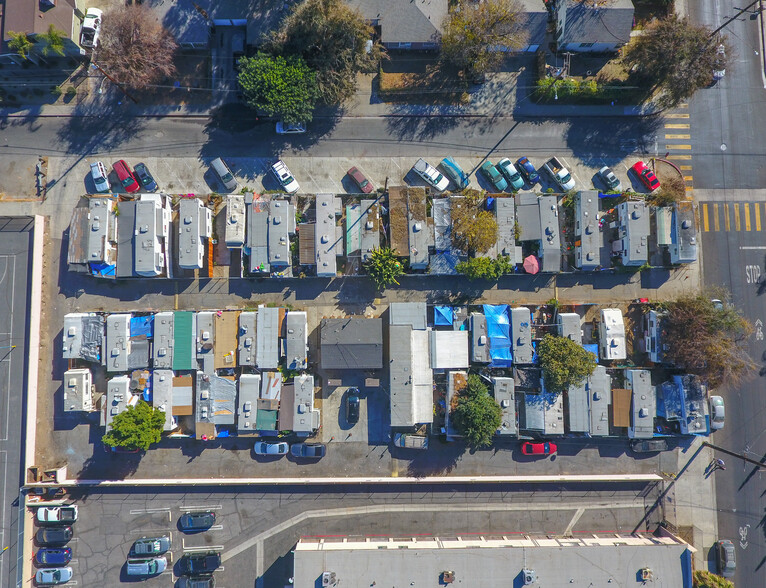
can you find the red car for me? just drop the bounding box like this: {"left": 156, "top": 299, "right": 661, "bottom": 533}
{"left": 113, "top": 159, "right": 140, "bottom": 193}
{"left": 347, "top": 166, "right": 374, "bottom": 194}
{"left": 521, "top": 441, "right": 557, "bottom": 456}
{"left": 631, "top": 161, "right": 660, "bottom": 192}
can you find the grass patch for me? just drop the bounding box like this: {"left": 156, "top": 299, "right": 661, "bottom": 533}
{"left": 378, "top": 64, "right": 469, "bottom": 105}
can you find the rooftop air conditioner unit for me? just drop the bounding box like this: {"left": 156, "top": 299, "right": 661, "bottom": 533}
{"left": 322, "top": 571, "right": 337, "bottom": 587}
{"left": 523, "top": 569, "right": 537, "bottom": 585}
{"left": 201, "top": 390, "right": 210, "bottom": 400}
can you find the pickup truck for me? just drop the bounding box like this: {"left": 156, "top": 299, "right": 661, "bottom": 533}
{"left": 543, "top": 157, "right": 576, "bottom": 192}
{"left": 37, "top": 505, "right": 78, "bottom": 525}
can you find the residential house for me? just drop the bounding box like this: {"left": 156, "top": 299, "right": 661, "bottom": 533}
{"left": 2, "top": 0, "right": 81, "bottom": 64}
{"left": 134, "top": 194, "right": 171, "bottom": 278}
{"left": 616, "top": 200, "right": 650, "bottom": 266}
{"left": 196, "top": 311, "right": 215, "bottom": 374}
{"left": 556, "top": 312, "right": 582, "bottom": 344}
{"left": 152, "top": 370, "right": 176, "bottom": 431}
{"left": 494, "top": 197, "right": 522, "bottom": 264}
{"left": 178, "top": 197, "right": 212, "bottom": 270}
{"left": 62, "top": 313, "right": 103, "bottom": 363}
{"left": 642, "top": 309, "right": 669, "bottom": 364}
{"left": 315, "top": 193, "right": 341, "bottom": 277}
{"left": 237, "top": 374, "right": 261, "bottom": 435}
{"left": 539, "top": 195, "right": 561, "bottom": 273}
{"left": 659, "top": 374, "right": 709, "bottom": 436}
{"left": 279, "top": 374, "right": 320, "bottom": 436}
{"left": 553, "top": 0, "right": 634, "bottom": 53}
{"left": 238, "top": 311, "right": 257, "bottom": 367}
{"left": 285, "top": 311, "right": 308, "bottom": 371}
{"left": 320, "top": 318, "right": 383, "bottom": 370}
{"left": 225, "top": 195, "right": 246, "bottom": 248}
{"left": 246, "top": 195, "right": 270, "bottom": 274}
{"left": 510, "top": 307, "right": 533, "bottom": 365}
{"left": 105, "top": 314, "right": 131, "bottom": 372}
{"left": 153, "top": 312, "right": 174, "bottom": 369}
{"left": 103, "top": 375, "right": 131, "bottom": 429}
{"left": 195, "top": 372, "right": 236, "bottom": 439}
{"left": 470, "top": 313, "right": 491, "bottom": 364}
{"left": 87, "top": 198, "right": 118, "bottom": 272}
{"left": 589, "top": 365, "right": 612, "bottom": 437}
{"left": 598, "top": 308, "right": 626, "bottom": 361}
{"left": 63, "top": 369, "right": 93, "bottom": 412}
{"left": 360, "top": 199, "right": 380, "bottom": 263}
{"left": 493, "top": 377, "right": 517, "bottom": 437}
{"left": 669, "top": 201, "right": 698, "bottom": 264}
{"left": 574, "top": 190, "right": 601, "bottom": 271}
{"left": 627, "top": 369, "right": 655, "bottom": 439}
{"left": 172, "top": 311, "right": 196, "bottom": 371}
{"left": 429, "top": 330, "right": 469, "bottom": 370}
{"left": 256, "top": 306, "right": 281, "bottom": 370}
{"left": 347, "top": 0, "right": 448, "bottom": 50}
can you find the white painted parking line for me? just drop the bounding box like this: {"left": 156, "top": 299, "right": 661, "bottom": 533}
{"left": 183, "top": 545, "right": 225, "bottom": 552}
{"left": 178, "top": 505, "right": 222, "bottom": 511}
{"left": 130, "top": 507, "right": 172, "bottom": 515}
{"left": 128, "top": 528, "right": 174, "bottom": 535}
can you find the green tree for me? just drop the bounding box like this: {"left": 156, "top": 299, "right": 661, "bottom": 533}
{"left": 7, "top": 31, "right": 34, "bottom": 59}
{"left": 451, "top": 191, "right": 498, "bottom": 254}
{"left": 267, "top": 0, "right": 384, "bottom": 105}
{"left": 102, "top": 400, "right": 166, "bottom": 451}
{"left": 538, "top": 334, "right": 597, "bottom": 394}
{"left": 451, "top": 374, "right": 502, "bottom": 448}
{"left": 363, "top": 247, "right": 404, "bottom": 292}
{"left": 456, "top": 256, "right": 513, "bottom": 280}
{"left": 623, "top": 16, "right": 729, "bottom": 107}
{"left": 36, "top": 24, "right": 67, "bottom": 57}
{"left": 692, "top": 570, "right": 733, "bottom": 588}
{"left": 238, "top": 53, "right": 318, "bottom": 123}
{"left": 664, "top": 292, "right": 754, "bottom": 387}
{"left": 441, "top": 0, "right": 528, "bottom": 78}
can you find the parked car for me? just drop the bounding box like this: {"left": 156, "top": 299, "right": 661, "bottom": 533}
{"left": 210, "top": 157, "right": 239, "bottom": 192}
{"left": 543, "top": 157, "right": 576, "bottom": 191}
{"left": 271, "top": 160, "right": 300, "bottom": 194}
{"left": 412, "top": 158, "right": 450, "bottom": 192}
{"left": 393, "top": 433, "right": 428, "bottom": 450}
{"left": 712, "top": 44, "right": 726, "bottom": 81}
{"left": 130, "top": 536, "right": 171, "bottom": 556}
{"left": 90, "top": 161, "right": 110, "bottom": 194}
{"left": 440, "top": 157, "right": 470, "bottom": 190}
{"left": 716, "top": 539, "right": 736, "bottom": 578}
{"left": 347, "top": 166, "right": 374, "bottom": 194}
{"left": 711, "top": 299, "right": 724, "bottom": 311}
{"left": 37, "top": 506, "right": 78, "bottom": 525}
{"left": 179, "top": 511, "right": 216, "bottom": 532}
{"left": 521, "top": 441, "right": 557, "bottom": 456}
{"left": 254, "top": 441, "right": 289, "bottom": 456}
{"left": 113, "top": 160, "right": 140, "bottom": 193}
{"left": 630, "top": 439, "right": 669, "bottom": 453}
{"left": 79, "top": 7, "right": 102, "bottom": 49}
{"left": 34, "top": 548, "right": 72, "bottom": 567}
{"left": 126, "top": 556, "right": 167, "bottom": 576}
{"left": 276, "top": 121, "right": 306, "bottom": 134}
{"left": 35, "top": 567, "right": 73, "bottom": 586}
{"left": 516, "top": 156, "right": 539, "bottom": 184}
{"left": 631, "top": 161, "right": 660, "bottom": 191}
{"left": 345, "top": 390, "right": 360, "bottom": 424}
{"left": 133, "top": 163, "right": 158, "bottom": 192}
{"left": 178, "top": 576, "right": 216, "bottom": 588}
{"left": 496, "top": 158, "right": 525, "bottom": 191}
{"left": 181, "top": 551, "right": 221, "bottom": 575}
{"left": 598, "top": 166, "right": 622, "bottom": 191}
{"left": 479, "top": 160, "right": 509, "bottom": 192}
{"left": 710, "top": 395, "right": 725, "bottom": 430}
{"left": 290, "top": 443, "right": 326, "bottom": 459}
{"left": 36, "top": 527, "right": 73, "bottom": 547}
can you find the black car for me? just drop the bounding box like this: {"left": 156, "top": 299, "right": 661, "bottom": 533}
{"left": 133, "top": 162, "right": 158, "bottom": 192}
{"left": 290, "top": 443, "right": 327, "bottom": 459}
{"left": 178, "top": 577, "right": 216, "bottom": 588}
{"left": 345, "top": 390, "right": 360, "bottom": 424}
{"left": 182, "top": 551, "right": 221, "bottom": 575}
{"left": 179, "top": 511, "right": 216, "bottom": 532}
{"left": 36, "top": 527, "right": 73, "bottom": 547}
{"left": 515, "top": 156, "right": 539, "bottom": 184}
{"left": 716, "top": 539, "right": 736, "bottom": 578}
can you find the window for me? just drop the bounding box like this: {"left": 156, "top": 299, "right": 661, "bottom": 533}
{"left": 579, "top": 43, "right": 595, "bottom": 48}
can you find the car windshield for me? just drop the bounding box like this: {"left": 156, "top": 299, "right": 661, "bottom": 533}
{"left": 359, "top": 178, "right": 369, "bottom": 188}
{"left": 121, "top": 177, "right": 134, "bottom": 187}
{"left": 281, "top": 175, "right": 294, "bottom": 186}
{"left": 148, "top": 561, "right": 158, "bottom": 574}
{"left": 561, "top": 173, "right": 572, "bottom": 183}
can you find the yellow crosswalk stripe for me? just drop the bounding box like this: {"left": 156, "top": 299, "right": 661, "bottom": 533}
{"left": 679, "top": 103, "right": 689, "bottom": 108}
{"left": 667, "top": 155, "right": 692, "bottom": 160}
{"left": 756, "top": 202, "right": 762, "bottom": 231}
{"left": 685, "top": 186, "right": 694, "bottom": 191}
{"left": 665, "top": 134, "right": 691, "bottom": 139}
{"left": 683, "top": 176, "right": 693, "bottom": 182}
{"left": 702, "top": 203, "right": 710, "bottom": 232}
{"left": 744, "top": 203, "right": 752, "bottom": 231}
{"left": 665, "top": 113, "right": 690, "bottom": 118}
{"left": 680, "top": 165, "right": 693, "bottom": 170}
{"left": 666, "top": 144, "right": 692, "bottom": 150}
{"left": 725, "top": 204, "right": 731, "bottom": 231}
{"left": 734, "top": 204, "right": 741, "bottom": 231}
{"left": 714, "top": 204, "right": 720, "bottom": 231}
{"left": 665, "top": 123, "right": 690, "bottom": 129}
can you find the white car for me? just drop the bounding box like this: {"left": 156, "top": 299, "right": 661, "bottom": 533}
{"left": 412, "top": 158, "right": 449, "bottom": 192}
{"left": 710, "top": 395, "right": 725, "bottom": 430}
{"left": 80, "top": 8, "right": 103, "bottom": 49}
{"left": 90, "top": 161, "right": 110, "bottom": 193}
{"left": 276, "top": 121, "right": 306, "bottom": 134}
{"left": 712, "top": 44, "right": 726, "bottom": 81}
{"left": 35, "top": 567, "right": 73, "bottom": 586}
{"left": 254, "top": 441, "right": 289, "bottom": 456}
{"left": 37, "top": 505, "right": 78, "bottom": 524}
{"left": 271, "top": 160, "right": 300, "bottom": 194}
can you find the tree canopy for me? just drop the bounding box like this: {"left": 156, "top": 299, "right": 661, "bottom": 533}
{"left": 538, "top": 334, "right": 597, "bottom": 394}
{"left": 441, "top": 0, "right": 528, "bottom": 77}
{"left": 98, "top": 5, "right": 178, "bottom": 90}
{"left": 238, "top": 53, "right": 319, "bottom": 123}
{"left": 102, "top": 400, "right": 166, "bottom": 451}
{"left": 623, "top": 16, "right": 729, "bottom": 107}
{"left": 451, "top": 191, "right": 498, "bottom": 254}
{"left": 451, "top": 374, "right": 502, "bottom": 448}
{"left": 663, "top": 293, "right": 754, "bottom": 387}
{"left": 692, "top": 570, "right": 733, "bottom": 588}
{"left": 364, "top": 247, "right": 404, "bottom": 292}
{"left": 8, "top": 31, "right": 34, "bottom": 59}
{"left": 267, "top": 0, "right": 383, "bottom": 105}
{"left": 37, "top": 24, "right": 66, "bottom": 57}
{"left": 456, "top": 256, "right": 513, "bottom": 280}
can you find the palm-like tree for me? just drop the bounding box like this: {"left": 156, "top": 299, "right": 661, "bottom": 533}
{"left": 7, "top": 31, "right": 34, "bottom": 59}
{"left": 37, "top": 24, "right": 66, "bottom": 57}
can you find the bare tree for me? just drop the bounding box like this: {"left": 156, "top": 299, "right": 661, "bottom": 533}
{"left": 97, "top": 5, "right": 178, "bottom": 91}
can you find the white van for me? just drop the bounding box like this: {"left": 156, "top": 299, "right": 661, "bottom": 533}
{"left": 126, "top": 556, "right": 167, "bottom": 576}
{"left": 210, "top": 157, "right": 239, "bottom": 192}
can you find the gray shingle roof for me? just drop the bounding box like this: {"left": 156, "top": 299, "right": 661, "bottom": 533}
{"left": 559, "top": 0, "right": 634, "bottom": 46}
{"left": 321, "top": 318, "right": 383, "bottom": 370}
{"left": 347, "top": 0, "right": 447, "bottom": 45}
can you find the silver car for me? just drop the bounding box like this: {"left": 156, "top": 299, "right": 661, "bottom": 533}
{"left": 131, "top": 535, "right": 171, "bottom": 556}
{"left": 710, "top": 395, "right": 725, "bottom": 430}
{"left": 35, "top": 567, "right": 73, "bottom": 586}
{"left": 254, "top": 441, "right": 289, "bottom": 456}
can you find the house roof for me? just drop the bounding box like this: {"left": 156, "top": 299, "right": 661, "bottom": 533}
{"left": 268, "top": 199, "right": 293, "bottom": 267}
{"left": 104, "top": 376, "right": 131, "bottom": 428}
{"left": 153, "top": 312, "right": 174, "bottom": 369}
{"left": 433, "top": 198, "right": 451, "bottom": 252}
{"left": 618, "top": 200, "right": 650, "bottom": 264}
{"left": 116, "top": 201, "right": 136, "bottom": 278}
{"left": 559, "top": 0, "right": 634, "bottom": 46}
{"left": 247, "top": 198, "right": 270, "bottom": 273}
{"left": 539, "top": 195, "right": 561, "bottom": 273}
{"left": 279, "top": 374, "right": 319, "bottom": 434}
{"left": 196, "top": 372, "right": 236, "bottom": 427}
{"left": 238, "top": 374, "right": 261, "bottom": 434}
{"left": 627, "top": 369, "right": 655, "bottom": 439}
{"left": 152, "top": 370, "right": 175, "bottom": 431}
{"left": 87, "top": 198, "right": 115, "bottom": 265}
{"left": 4, "top": 0, "right": 77, "bottom": 39}
{"left": 470, "top": 313, "right": 490, "bottom": 364}
{"left": 172, "top": 311, "right": 195, "bottom": 371}
{"left": 238, "top": 311, "right": 257, "bottom": 366}
{"left": 315, "top": 193, "right": 338, "bottom": 276}
{"left": 429, "top": 330, "right": 469, "bottom": 370}
{"left": 345, "top": 202, "right": 362, "bottom": 255}
{"left": 495, "top": 197, "right": 519, "bottom": 263}
{"left": 105, "top": 314, "right": 131, "bottom": 372}
{"left": 63, "top": 313, "right": 103, "bottom": 362}
{"left": 320, "top": 318, "right": 383, "bottom": 370}
{"left": 672, "top": 201, "right": 698, "bottom": 263}
{"left": 567, "top": 380, "right": 589, "bottom": 433}
{"left": 556, "top": 312, "right": 582, "bottom": 344}
{"left": 493, "top": 377, "right": 516, "bottom": 436}
{"left": 575, "top": 190, "right": 601, "bottom": 270}
{"left": 516, "top": 192, "right": 542, "bottom": 241}
{"left": 172, "top": 375, "right": 194, "bottom": 415}
{"left": 225, "top": 195, "right": 246, "bottom": 247}
{"left": 285, "top": 311, "right": 308, "bottom": 371}
{"left": 179, "top": 198, "right": 210, "bottom": 269}
{"left": 510, "top": 307, "right": 533, "bottom": 364}
{"left": 256, "top": 306, "right": 280, "bottom": 369}
{"left": 589, "top": 365, "right": 611, "bottom": 436}
{"left": 599, "top": 308, "right": 626, "bottom": 361}
{"left": 360, "top": 199, "right": 380, "bottom": 262}
{"left": 214, "top": 310, "right": 238, "bottom": 369}
{"left": 389, "top": 302, "right": 427, "bottom": 330}
{"left": 63, "top": 369, "right": 92, "bottom": 412}
{"left": 389, "top": 325, "right": 433, "bottom": 428}
{"left": 134, "top": 196, "right": 163, "bottom": 277}
{"left": 347, "top": 0, "right": 447, "bottom": 45}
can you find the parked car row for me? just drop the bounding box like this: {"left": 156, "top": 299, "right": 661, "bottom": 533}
{"left": 254, "top": 440, "right": 327, "bottom": 459}
{"left": 34, "top": 506, "right": 78, "bottom": 586}
{"left": 89, "top": 159, "right": 158, "bottom": 194}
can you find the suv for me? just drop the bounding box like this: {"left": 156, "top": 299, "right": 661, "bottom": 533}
{"left": 131, "top": 536, "right": 171, "bottom": 556}
{"left": 37, "top": 506, "right": 78, "bottom": 525}
{"left": 36, "top": 527, "right": 73, "bottom": 546}
{"left": 413, "top": 158, "right": 449, "bottom": 192}
{"left": 182, "top": 551, "right": 221, "bottom": 575}
{"left": 113, "top": 160, "right": 139, "bottom": 193}
{"left": 271, "top": 160, "right": 300, "bottom": 194}
{"left": 90, "top": 161, "right": 110, "bottom": 193}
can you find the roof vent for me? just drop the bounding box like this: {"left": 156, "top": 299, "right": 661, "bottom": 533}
{"left": 321, "top": 572, "right": 337, "bottom": 587}
{"left": 413, "top": 222, "right": 422, "bottom": 232}
{"left": 632, "top": 210, "right": 642, "bottom": 219}
{"left": 682, "top": 220, "right": 691, "bottom": 229}
{"left": 201, "top": 390, "right": 210, "bottom": 400}
{"left": 639, "top": 407, "right": 649, "bottom": 418}
{"left": 441, "top": 571, "right": 455, "bottom": 584}
{"left": 523, "top": 569, "right": 537, "bottom": 585}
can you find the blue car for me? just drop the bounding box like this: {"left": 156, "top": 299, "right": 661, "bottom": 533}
{"left": 133, "top": 162, "right": 158, "bottom": 192}
{"left": 440, "top": 157, "right": 470, "bottom": 190}
{"left": 516, "top": 156, "right": 539, "bottom": 185}
{"left": 35, "top": 547, "right": 72, "bottom": 566}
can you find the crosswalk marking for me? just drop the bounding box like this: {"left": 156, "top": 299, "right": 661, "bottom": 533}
{"left": 665, "top": 134, "right": 691, "bottom": 139}
{"left": 702, "top": 203, "right": 710, "bottom": 232}
{"left": 714, "top": 204, "right": 720, "bottom": 232}
{"left": 756, "top": 203, "right": 762, "bottom": 232}
{"left": 666, "top": 144, "right": 692, "bottom": 150}
{"left": 665, "top": 123, "right": 690, "bottom": 129}
{"left": 679, "top": 103, "right": 688, "bottom": 108}
{"left": 683, "top": 176, "right": 693, "bottom": 182}
{"left": 744, "top": 203, "right": 752, "bottom": 231}
{"left": 667, "top": 154, "right": 692, "bottom": 160}
{"left": 680, "top": 165, "right": 693, "bottom": 170}
{"left": 725, "top": 204, "right": 731, "bottom": 231}
{"left": 734, "top": 203, "right": 741, "bottom": 231}
{"left": 665, "top": 113, "right": 690, "bottom": 119}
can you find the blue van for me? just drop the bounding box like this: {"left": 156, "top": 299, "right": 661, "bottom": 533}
{"left": 440, "top": 157, "right": 470, "bottom": 190}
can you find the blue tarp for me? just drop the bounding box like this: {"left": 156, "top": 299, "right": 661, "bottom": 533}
{"left": 434, "top": 306, "right": 453, "bottom": 326}
{"left": 90, "top": 262, "right": 116, "bottom": 277}
{"left": 483, "top": 304, "right": 512, "bottom": 367}
{"left": 216, "top": 429, "right": 230, "bottom": 438}
{"left": 583, "top": 344, "right": 599, "bottom": 359}
{"left": 142, "top": 378, "right": 152, "bottom": 402}
{"left": 130, "top": 315, "right": 154, "bottom": 339}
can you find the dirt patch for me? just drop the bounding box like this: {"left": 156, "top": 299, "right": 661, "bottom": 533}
{"left": 141, "top": 50, "right": 211, "bottom": 106}
{"left": 378, "top": 60, "right": 469, "bottom": 105}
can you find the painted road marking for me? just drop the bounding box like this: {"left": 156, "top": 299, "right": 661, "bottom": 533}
{"left": 679, "top": 103, "right": 688, "bottom": 108}
{"left": 666, "top": 144, "right": 692, "bottom": 150}
{"left": 734, "top": 204, "right": 741, "bottom": 231}
{"left": 667, "top": 154, "right": 692, "bottom": 160}
{"left": 665, "top": 134, "right": 691, "bottom": 139}
{"left": 179, "top": 505, "right": 223, "bottom": 511}
{"left": 745, "top": 203, "right": 752, "bottom": 231}
{"left": 665, "top": 123, "right": 690, "bottom": 129}
{"left": 714, "top": 204, "right": 720, "bottom": 232}
{"left": 702, "top": 204, "right": 710, "bottom": 232}
{"left": 683, "top": 176, "right": 693, "bottom": 182}
{"left": 685, "top": 186, "right": 694, "bottom": 191}
{"left": 756, "top": 203, "right": 762, "bottom": 231}
{"left": 665, "top": 113, "right": 690, "bottom": 118}
{"left": 725, "top": 204, "right": 731, "bottom": 232}
{"left": 680, "top": 165, "right": 693, "bottom": 171}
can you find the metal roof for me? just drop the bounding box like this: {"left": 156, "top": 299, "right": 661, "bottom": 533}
{"left": 360, "top": 199, "right": 380, "bottom": 262}
{"left": 628, "top": 369, "right": 655, "bottom": 439}
{"left": 315, "top": 193, "right": 338, "bottom": 277}
{"left": 279, "top": 374, "right": 319, "bottom": 434}
{"left": 618, "top": 200, "right": 650, "bottom": 265}
{"left": 256, "top": 306, "right": 280, "bottom": 369}
{"left": 63, "top": 313, "right": 103, "bottom": 362}
{"left": 63, "top": 369, "right": 92, "bottom": 412}
{"left": 285, "top": 311, "right": 308, "bottom": 371}
{"left": 268, "top": 199, "right": 292, "bottom": 267}
{"left": 599, "top": 309, "right": 626, "bottom": 361}
{"left": 389, "top": 325, "right": 433, "bottom": 428}
{"left": 567, "top": 380, "right": 590, "bottom": 433}
{"left": 510, "top": 307, "right": 533, "bottom": 364}
{"left": 178, "top": 198, "right": 211, "bottom": 270}
{"left": 493, "top": 377, "right": 516, "bottom": 436}
{"left": 556, "top": 312, "right": 582, "bottom": 344}
{"left": 104, "top": 375, "right": 130, "bottom": 428}
{"left": 589, "top": 366, "right": 611, "bottom": 437}
{"left": 87, "top": 198, "right": 116, "bottom": 265}
{"left": 196, "top": 372, "right": 236, "bottom": 426}
{"left": 172, "top": 311, "right": 195, "bottom": 371}
{"left": 237, "top": 374, "right": 261, "bottom": 434}
{"left": 134, "top": 196, "right": 163, "bottom": 277}
{"left": 115, "top": 200, "right": 136, "bottom": 278}
{"left": 389, "top": 302, "right": 427, "bottom": 330}
{"left": 196, "top": 311, "right": 215, "bottom": 370}
{"left": 299, "top": 222, "right": 316, "bottom": 266}
{"left": 470, "top": 313, "right": 490, "bottom": 364}
{"left": 429, "top": 330, "right": 469, "bottom": 370}
{"left": 153, "top": 312, "right": 174, "bottom": 369}
{"left": 67, "top": 206, "right": 89, "bottom": 269}
{"left": 238, "top": 311, "right": 257, "bottom": 367}
{"left": 575, "top": 191, "right": 601, "bottom": 270}
{"left": 247, "top": 198, "right": 270, "bottom": 274}
{"left": 105, "top": 314, "right": 131, "bottom": 372}
{"left": 261, "top": 371, "right": 282, "bottom": 400}
{"left": 515, "top": 192, "right": 542, "bottom": 241}
{"left": 127, "top": 337, "right": 150, "bottom": 370}
{"left": 152, "top": 370, "right": 175, "bottom": 431}
{"left": 671, "top": 201, "right": 698, "bottom": 264}
{"left": 494, "top": 197, "right": 519, "bottom": 263}
{"left": 320, "top": 318, "right": 383, "bottom": 370}
{"left": 225, "top": 195, "right": 246, "bottom": 248}
{"left": 433, "top": 198, "right": 451, "bottom": 252}
{"left": 539, "top": 195, "right": 561, "bottom": 273}
{"left": 172, "top": 374, "right": 194, "bottom": 415}
{"left": 345, "top": 203, "right": 362, "bottom": 255}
